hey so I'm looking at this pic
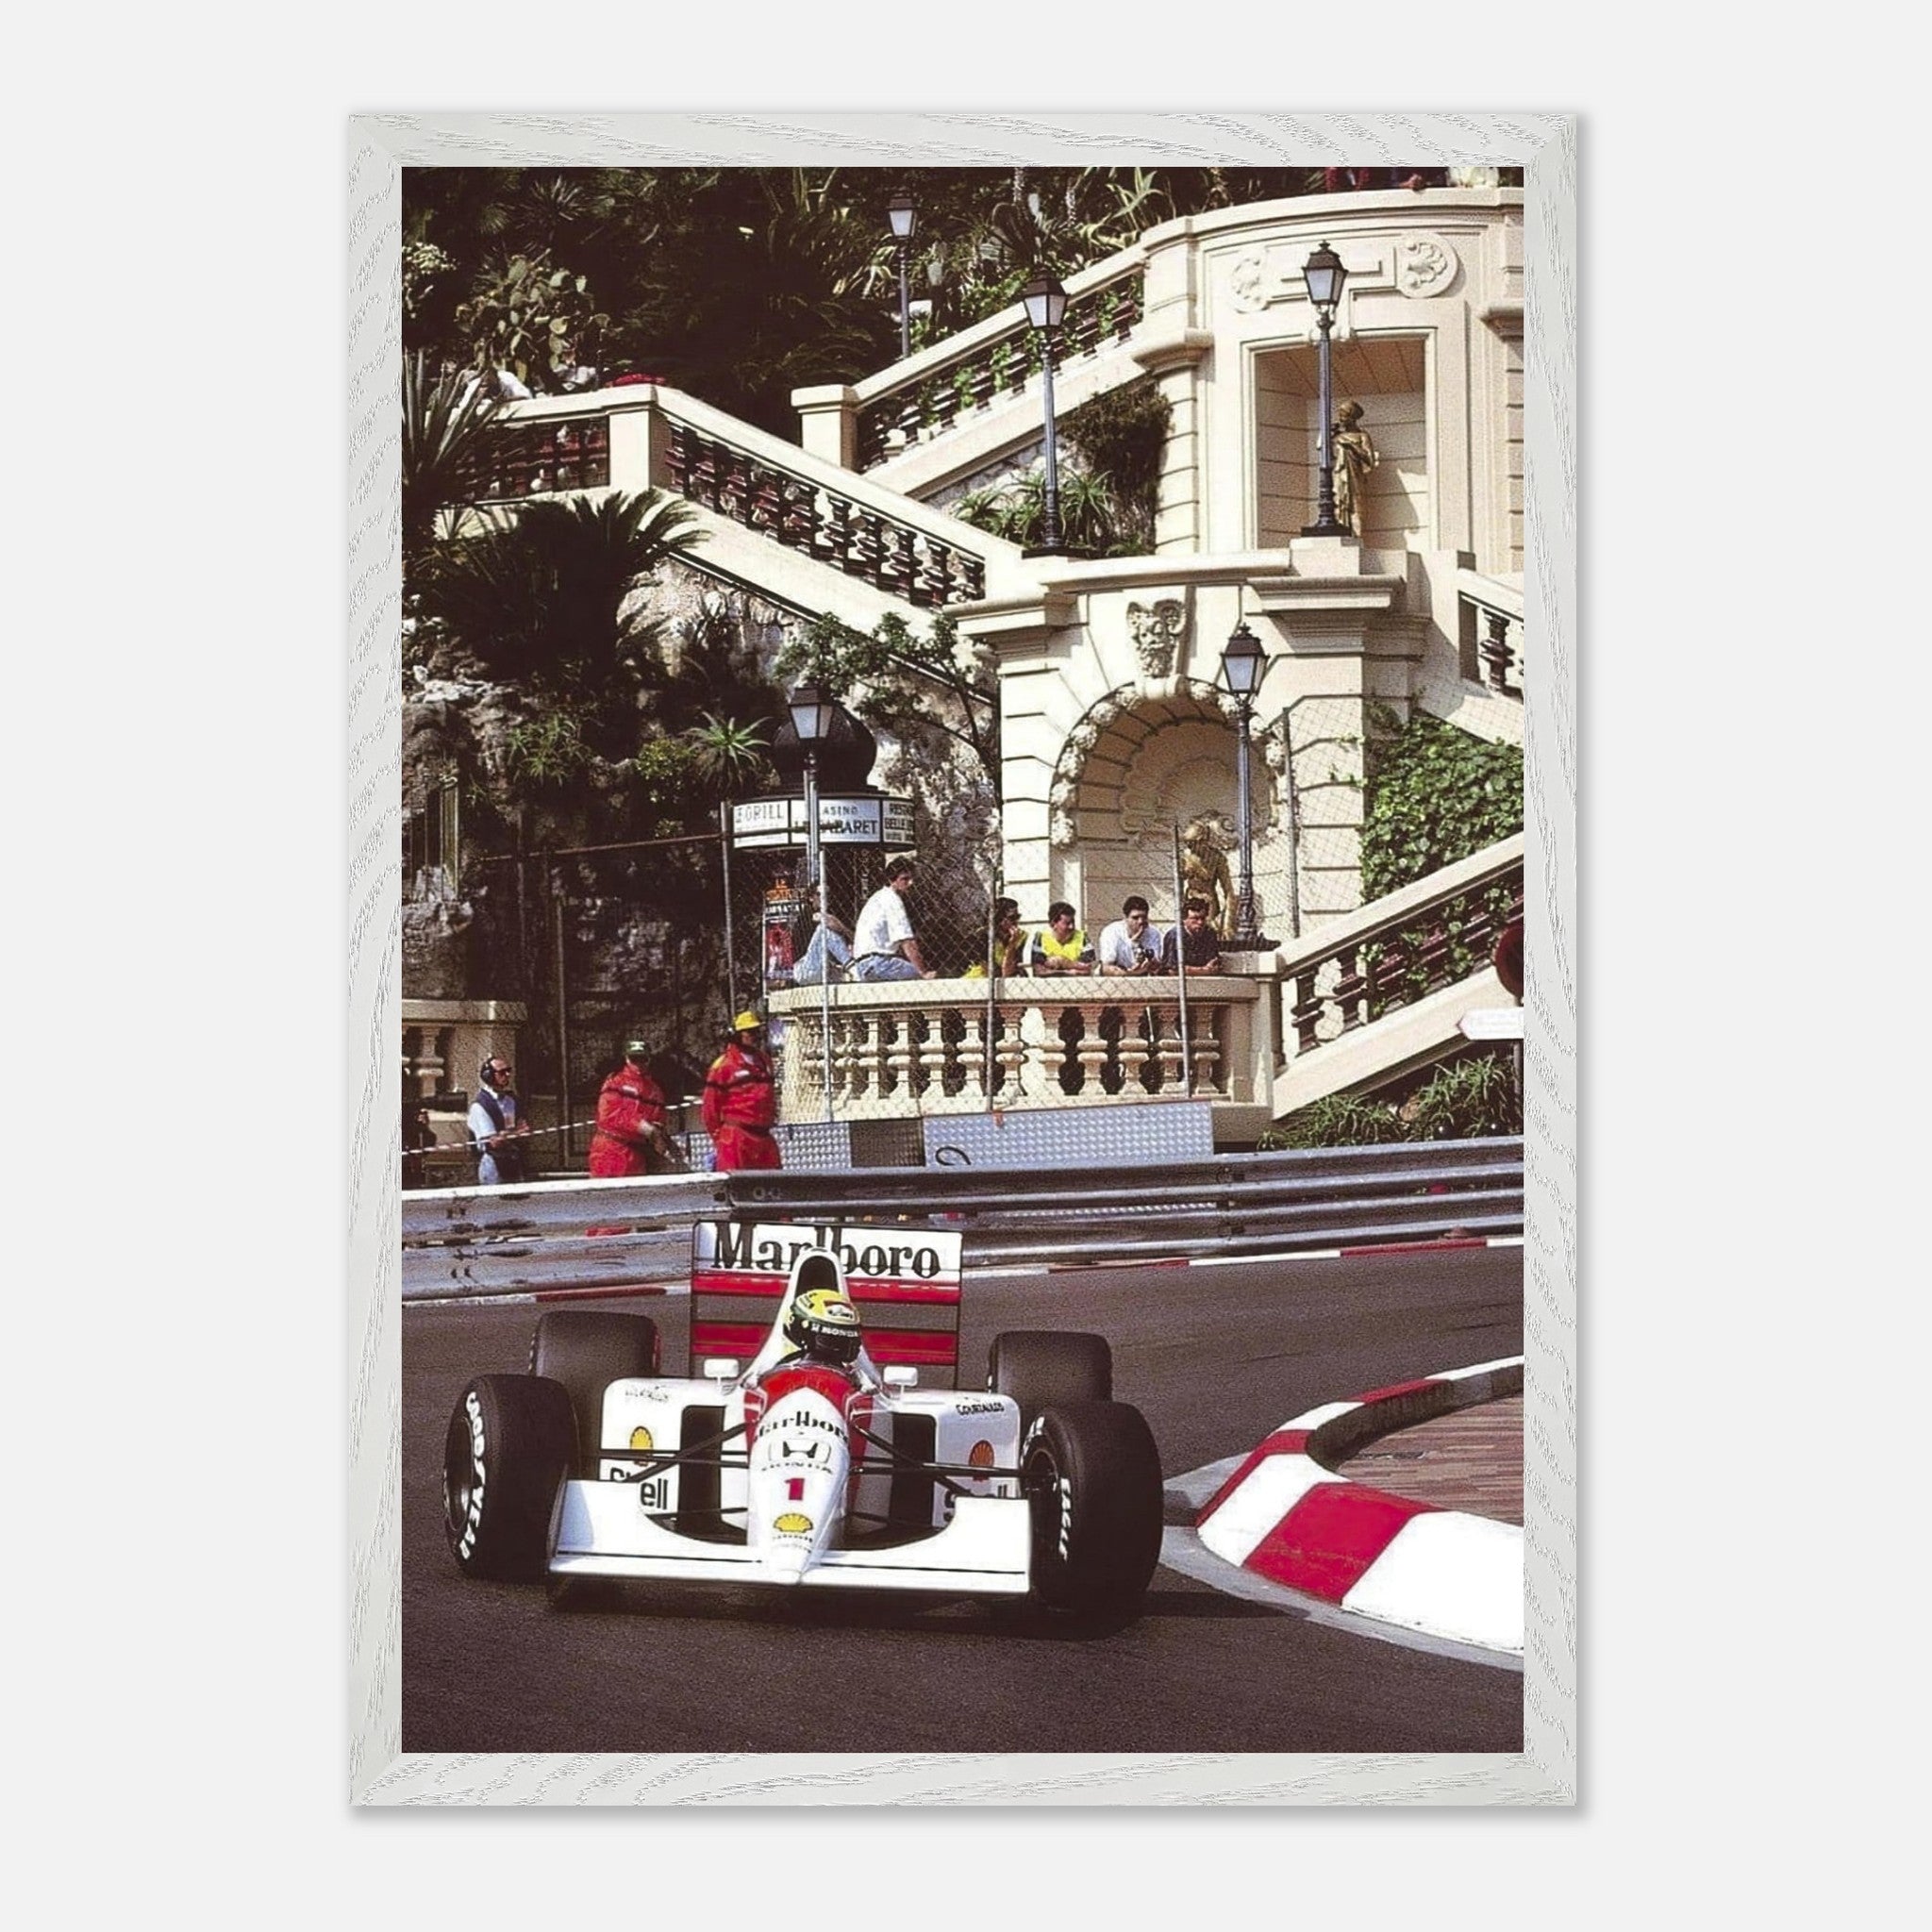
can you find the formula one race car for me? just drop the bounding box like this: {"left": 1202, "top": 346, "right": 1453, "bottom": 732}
{"left": 441, "top": 1219, "right": 1163, "bottom": 1620}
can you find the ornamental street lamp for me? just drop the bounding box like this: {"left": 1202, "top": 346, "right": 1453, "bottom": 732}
{"left": 887, "top": 187, "right": 918, "bottom": 361}
{"left": 787, "top": 680, "right": 837, "bottom": 898}
{"left": 787, "top": 679, "right": 839, "bottom": 1122}
{"left": 1021, "top": 271, "right": 1069, "bottom": 556}
{"left": 1219, "top": 619, "right": 1275, "bottom": 950}
{"left": 1300, "top": 241, "right": 1351, "bottom": 538}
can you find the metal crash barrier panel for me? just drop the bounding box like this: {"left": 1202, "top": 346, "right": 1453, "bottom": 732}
{"left": 402, "top": 1138, "right": 1524, "bottom": 1303}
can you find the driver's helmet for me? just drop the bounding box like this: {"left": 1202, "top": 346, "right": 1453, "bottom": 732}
{"left": 783, "top": 1276, "right": 863, "bottom": 1367}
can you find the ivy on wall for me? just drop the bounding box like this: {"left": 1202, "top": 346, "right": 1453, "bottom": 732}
{"left": 1360, "top": 705, "right": 1524, "bottom": 899}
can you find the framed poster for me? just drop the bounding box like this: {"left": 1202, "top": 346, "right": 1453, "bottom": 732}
{"left": 352, "top": 110, "right": 1575, "bottom": 1805}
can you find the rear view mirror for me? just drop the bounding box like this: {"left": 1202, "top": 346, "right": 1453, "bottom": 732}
{"left": 703, "top": 1357, "right": 740, "bottom": 1382}
{"left": 883, "top": 1365, "right": 919, "bottom": 1389}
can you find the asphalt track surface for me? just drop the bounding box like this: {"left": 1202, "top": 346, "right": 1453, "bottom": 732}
{"left": 402, "top": 1246, "right": 1524, "bottom": 1755}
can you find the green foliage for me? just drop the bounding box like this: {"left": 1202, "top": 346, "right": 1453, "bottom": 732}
{"left": 1261, "top": 1091, "right": 1407, "bottom": 1151}
{"left": 400, "top": 351, "right": 499, "bottom": 566}
{"left": 414, "top": 490, "right": 700, "bottom": 716}
{"left": 681, "top": 710, "right": 774, "bottom": 791}
{"left": 454, "top": 251, "right": 608, "bottom": 391}
{"left": 1360, "top": 706, "right": 1524, "bottom": 899}
{"left": 949, "top": 379, "right": 1171, "bottom": 559}
{"left": 1259, "top": 1050, "right": 1521, "bottom": 1151}
{"left": 951, "top": 468, "right": 1118, "bottom": 557}
{"left": 503, "top": 708, "right": 595, "bottom": 789}
{"left": 776, "top": 608, "right": 998, "bottom": 789}
{"left": 403, "top": 167, "right": 1325, "bottom": 435}
{"left": 1063, "top": 378, "right": 1172, "bottom": 554}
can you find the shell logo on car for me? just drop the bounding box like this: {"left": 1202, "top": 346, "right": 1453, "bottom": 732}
{"left": 629, "top": 1425, "right": 654, "bottom": 1453}
{"left": 773, "top": 1512, "right": 813, "bottom": 1536}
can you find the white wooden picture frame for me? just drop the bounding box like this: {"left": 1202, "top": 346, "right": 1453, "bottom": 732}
{"left": 349, "top": 110, "right": 1576, "bottom": 1806}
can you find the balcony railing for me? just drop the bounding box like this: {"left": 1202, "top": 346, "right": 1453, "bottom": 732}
{"left": 854, "top": 255, "right": 1145, "bottom": 471}
{"left": 1277, "top": 835, "right": 1524, "bottom": 1063}
{"left": 768, "top": 974, "right": 1261, "bottom": 1120}
{"left": 452, "top": 414, "right": 609, "bottom": 502}
{"left": 664, "top": 420, "right": 986, "bottom": 607}
{"left": 1458, "top": 570, "right": 1524, "bottom": 696}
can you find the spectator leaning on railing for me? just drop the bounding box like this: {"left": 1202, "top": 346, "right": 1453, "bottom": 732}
{"left": 852, "top": 855, "right": 937, "bottom": 982}
{"left": 1025, "top": 902, "right": 1097, "bottom": 976}
{"left": 1160, "top": 898, "right": 1224, "bottom": 976}
{"left": 1096, "top": 895, "right": 1163, "bottom": 976}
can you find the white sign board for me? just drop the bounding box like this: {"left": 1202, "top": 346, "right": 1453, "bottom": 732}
{"left": 729, "top": 794, "right": 915, "bottom": 850}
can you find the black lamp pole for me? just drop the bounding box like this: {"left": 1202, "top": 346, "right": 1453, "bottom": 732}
{"left": 1300, "top": 242, "right": 1351, "bottom": 538}
{"left": 1021, "top": 272, "right": 1069, "bottom": 556}
{"left": 1220, "top": 620, "right": 1274, "bottom": 950}
{"left": 887, "top": 188, "right": 918, "bottom": 362}
{"left": 787, "top": 680, "right": 838, "bottom": 1121}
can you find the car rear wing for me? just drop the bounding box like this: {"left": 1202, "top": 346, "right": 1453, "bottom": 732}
{"left": 690, "top": 1219, "right": 965, "bottom": 1387}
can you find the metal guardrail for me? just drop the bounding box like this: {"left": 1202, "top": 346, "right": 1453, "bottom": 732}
{"left": 400, "top": 1140, "right": 1523, "bottom": 1303}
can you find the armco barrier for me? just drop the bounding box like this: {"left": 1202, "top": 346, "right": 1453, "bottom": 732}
{"left": 401, "top": 1139, "right": 1522, "bottom": 1304}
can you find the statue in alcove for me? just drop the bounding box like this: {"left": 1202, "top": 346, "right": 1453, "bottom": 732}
{"left": 1333, "top": 399, "right": 1378, "bottom": 539}
{"left": 1180, "top": 811, "right": 1237, "bottom": 940}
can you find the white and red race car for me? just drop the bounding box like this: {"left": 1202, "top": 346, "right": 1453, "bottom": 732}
{"left": 441, "top": 1220, "right": 1164, "bottom": 1620}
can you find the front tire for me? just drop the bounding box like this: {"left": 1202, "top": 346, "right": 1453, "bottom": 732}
{"left": 1023, "top": 1400, "right": 1163, "bottom": 1621}
{"left": 441, "top": 1374, "right": 575, "bottom": 1581}
{"left": 530, "top": 1310, "right": 660, "bottom": 1474}
{"left": 988, "top": 1330, "right": 1112, "bottom": 1430}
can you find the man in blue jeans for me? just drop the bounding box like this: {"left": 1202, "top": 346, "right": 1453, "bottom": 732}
{"left": 851, "top": 854, "right": 937, "bottom": 981}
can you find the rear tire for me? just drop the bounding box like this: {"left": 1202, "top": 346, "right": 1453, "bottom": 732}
{"left": 441, "top": 1374, "right": 575, "bottom": 1582}
{"left": 988, "top": 1330, "right": 1111, "bottom": 1430}
{"left": 1022, "top": 1400, "right": 1163, "bottom": 1620}
{"left": 531, "top": 1310, "right": 660, "bottom": 1474}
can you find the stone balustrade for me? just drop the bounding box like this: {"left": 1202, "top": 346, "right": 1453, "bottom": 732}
{"left": 767, "top": 973, "right": 1263, "bottom": 1122}
{"left": 849, "top": 253, "right": 1146, "bottom": 471}
{"left": 1458, "top": 569, "right": 1525, "bottom": 696}
{"left": 439, "top": 383, "right": 1009, "bottom": 610}
{"left": 1275, "top": 835, "right": 1524, "bottom": 1065}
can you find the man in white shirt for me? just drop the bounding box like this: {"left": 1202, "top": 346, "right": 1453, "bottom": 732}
{"left": 467, "top": 1053, "right": 532, "bottom": 1184}
{"left": 1096, "top": 895, "right": 1163, "bottom": 976}
{"left": 852, "top": 855, "right": 937, "bottom": 981}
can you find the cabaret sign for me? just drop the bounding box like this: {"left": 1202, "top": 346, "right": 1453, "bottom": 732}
{"left": 730, "top": 794, "right": 915, "bottom": 851}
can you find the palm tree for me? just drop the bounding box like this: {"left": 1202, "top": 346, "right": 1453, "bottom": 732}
{"left": 400, "top": 351, "right": 499, "bottom": 566}
{"left": 414, "top": 490, "right": 703, "bottom": 721}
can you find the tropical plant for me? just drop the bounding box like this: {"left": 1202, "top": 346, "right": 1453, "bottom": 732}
{"left": 503, "top": 707, "right": 596, "bottom": 789}
{"left": 400, "top": 350, "right": 499, "bottom": 565}
{"left": 950, "top": 467, "right": 1120, "bottom": 557}
{"left": 1258, "top": 1049, "right": 1520, "bottom": 1151}
{"left": 413, "top": 490, "right": 701, "bottom": 724}
{"left": 1063, "top": 379, "right": 1172, "bottom": 555}
{"left": 681, "top": 710, "right": 774, "bottom": 791}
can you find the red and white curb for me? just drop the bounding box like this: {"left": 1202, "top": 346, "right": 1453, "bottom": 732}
{"left": 1195, "top": 1357, "right": 1524, "bottom": 1656}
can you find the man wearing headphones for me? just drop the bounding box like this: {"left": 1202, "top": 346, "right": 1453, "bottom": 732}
{"left": 467, "top": 1053, "right": 532, "bottom": 1185}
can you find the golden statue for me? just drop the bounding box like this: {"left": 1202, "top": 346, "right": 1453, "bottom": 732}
{"left": 1181, "top": 812, "right": 1237, "bottom": 940}
{"left": 1333, "top": 399, "right": 1378, "bottom": 539}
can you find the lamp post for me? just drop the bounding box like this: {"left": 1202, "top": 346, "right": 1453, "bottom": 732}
{"left": 887, "top": 187, "right": 918, "bottom": 362}
{"left": 787, "top": 680, "right": 838, "bottom": 1122}
{"left": 1300, "top": 241, "right": 1351, "bottom": 538}
{"left": 1219, "top": 620, "right": 1275, "bottom": 950}
{"left": 787, "top": 679, "right": 837, "bottom": 901}
{"left": 1020, "top": 271, "right": 1068, "bottom": 556}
